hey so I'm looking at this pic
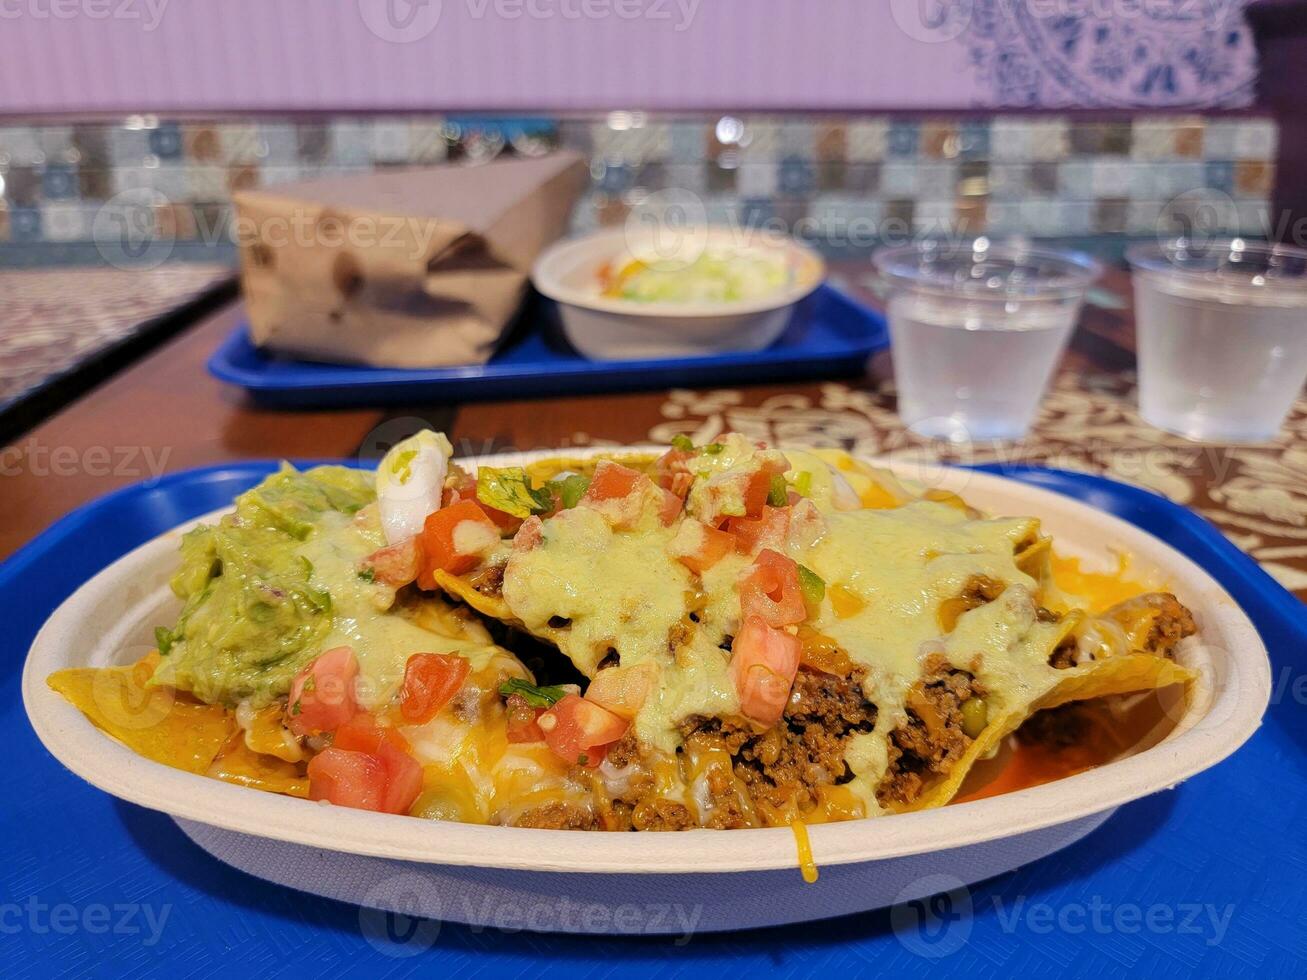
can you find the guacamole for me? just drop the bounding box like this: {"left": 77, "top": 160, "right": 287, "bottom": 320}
{"left": 151, "top": 465, "right": 377, "bottom": 706}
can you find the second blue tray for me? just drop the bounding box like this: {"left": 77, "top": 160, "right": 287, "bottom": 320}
{"left": 207, "top": 283, "right": 888, "bottom": 408}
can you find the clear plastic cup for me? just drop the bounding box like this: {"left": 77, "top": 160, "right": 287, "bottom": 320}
{"left": 1127, "top": 239, "right": 1307, "bottom": 443}
{"left": 873, "top": 239, "right": 1101, "bottom": 442}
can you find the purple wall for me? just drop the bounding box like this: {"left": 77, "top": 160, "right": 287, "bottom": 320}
{"left": 0, "top": 0, "right": 1258, "bottom": 115}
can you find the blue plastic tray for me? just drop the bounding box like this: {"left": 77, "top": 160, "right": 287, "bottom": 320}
{"left": 207, "top": 284, "right": 888, "bottom": 408}
{"left": 4, "top": 462, "right": 1305, "bottom": 978}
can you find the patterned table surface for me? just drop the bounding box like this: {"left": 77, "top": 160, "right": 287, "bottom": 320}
{"left": 0, "top": 264, "right": 233, "bottom": 410}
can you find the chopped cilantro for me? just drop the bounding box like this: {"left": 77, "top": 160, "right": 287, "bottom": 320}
{"left": 701, "top": 442, "right": 725, "bottom": 454}
{"left": 154, "top": 626, "right": 174, "bottom": 656}
{"left": 357, "top": 566, "right": 376, "bottom": 583}
{"left": 499, "top": 678, "right": 569, "bottom": 708}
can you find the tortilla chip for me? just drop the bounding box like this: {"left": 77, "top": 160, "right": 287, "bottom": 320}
{"left": 433, "top": 568, "right": 576, "bottom": 656}
{"left": 903, "top": 653, "right": 1197, "bottom": 812}
{"left": 523, "top": 452, "right": 657, "bottom": 485}
{"left": 810, "top": 448, "right": 912, "bottom": 509}
{"left": 48, "top": 654, "right": 236, "bottom": 775}
{"left": 207, "top": 736, "right": 310, "bottom": 798}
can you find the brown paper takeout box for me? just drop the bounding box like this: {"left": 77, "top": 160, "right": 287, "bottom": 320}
{"left": 234, "top": 151, "right": 588, "bottom": 369}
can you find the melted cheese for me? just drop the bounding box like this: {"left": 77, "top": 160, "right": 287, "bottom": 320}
{"left": 486, "top": 446, "right": 1193, "bottom": 822}
{"left": 790, "top": 820, "right": 819, "bottom": 883}
{"left": 299, "top": 510, "right": 505, "bottom": 707}
{"left": 502, "top": 504, "right": 741, "bottom": 752}
{"left": 54, "top": 439, "right": 1197, "bottom": 831}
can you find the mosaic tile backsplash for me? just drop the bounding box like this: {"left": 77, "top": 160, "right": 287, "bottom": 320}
{"left": 0, "top": 113, "right": 1279, "bottom": 258}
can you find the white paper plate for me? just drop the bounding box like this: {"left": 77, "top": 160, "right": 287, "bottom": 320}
{"left": 22, "top": 455, "right": 1270, "bottom": 933}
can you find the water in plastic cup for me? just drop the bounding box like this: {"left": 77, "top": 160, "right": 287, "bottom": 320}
{"left": 1127, "top": 239, "right": 1307, "bottom": 443}
{"left": 873, "top": 240, "right": 1101, "bottom": 442}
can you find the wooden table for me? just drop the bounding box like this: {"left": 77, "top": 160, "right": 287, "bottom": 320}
{"left": 2, "top": 267, "right": 1305, "bottom": 602}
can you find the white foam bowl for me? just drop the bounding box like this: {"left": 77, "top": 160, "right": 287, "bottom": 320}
{"left": 530, "top": 227, "right": 826, "bottom": 360}
{"left": 22, "top": 455, "right": 1270, "bottom": 934}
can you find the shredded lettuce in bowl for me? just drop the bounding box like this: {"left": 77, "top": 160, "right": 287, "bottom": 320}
{"left": 600, "top": 249, "right": 793, "bottom": 304}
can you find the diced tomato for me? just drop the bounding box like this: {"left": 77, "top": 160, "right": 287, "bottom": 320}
{"left": 580, "top": 460, "right": 663, "bottom": 530}
{"left": 652, "top": 449, "right": 694, "bottom": 496}
{"left": 287, "top": 646, "right": 360, "bottom": 737}
{"left": 739, "top": 549, "right": 807, "bottom": 627}
{"left": 477, "top": 498, "right": 524, "bottom": 533}
{"left": 307, "top": 738, "right": 423, "bottom": 816}
{"left": 307, "top": 748, "right": 386, "bottom": 810}
{"left": 421, "top": 499, "right": 500, "bottom": 576}
{"left": 583, "top": 460, "right": 642, "bottom": 502}
{"left": 537, "top": 694, "right": 629, "bottom": 767}
{"left": 513, "top": 515, "right": 544, "bottom": 552}
{"left": 739, "top": 458, "right": 790, "bottom": 519}
{"left": 672, "top": 519, "right": 736, "bottom": 574}
{"left": 318, "top": 714, "right": 424, "bottom": 815}
{"left": 741, "top": 469, "right": 772, "bottom": 519}
{"left": 376, "top": 742, "right": 424, "bottom": 815}
{"left": 441, "top": 469, "right": 476, "bottom": 507}
{"left": 726, "top": 506, "right": 791, "bottom": 554}
{"left": 657, "top": 486, "right": 683, "bottom": 526}
{"left": 668, "top": 471, "right": 694, "bottom": 498}
{"left": 583, "top": 663, "right": 657, "bottom": 720}
{"left": 399, "top": 653, "right": 471, "bottom": 724}
{"left": 360, "top": 536, "right": 426, "bottom": 588}
{"left": 333, "top": 712, "right": 410, "bottom": 754}
{"left": 504, "top": 693, "right": 546, "bottom": 743}
{"left": 730, "top": 615, "right": 801, "bottom": 726}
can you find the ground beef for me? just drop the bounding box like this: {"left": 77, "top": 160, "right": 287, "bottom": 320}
{"left": 629, "top": 798, "right": 695, "bottom": 831}
{"left": 471, "top": 561, "right": 506, "bottom": 598}
{"left": 667, "top": 617, "right": 694, "bottom": 653}
{"left": 1048, "top": 636, "right": 1079, "bottom": 670}
{"left": 679, "top": 667, "right": 878, "bottom": 822}
{"left": 1050, "top": 592, "right": 1197, "bottom": 669}
{"left": 604, "top": 731, "right": 641, "bottom": 770}
{"left": 509, "top": 800, "right": 600, "bottom": 830}
{"left": 876, "top": 656, "right": 983, "bottom": 807}
{"left": 1127, "top": 592, "right": 1197, "bottom": 656}
{"left": 583, "top": 732, "right": 696, "bottom": 832}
